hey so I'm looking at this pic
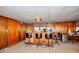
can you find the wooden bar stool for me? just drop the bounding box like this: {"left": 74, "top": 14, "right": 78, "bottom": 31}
{"left": 45, "top": 33, "right": 52, "bottom": 47}
{"left": 36, "top": 33, "right": 42, "bottom": 46}
{"left": 25, "top": 33, "right": 32, "bottom": 45}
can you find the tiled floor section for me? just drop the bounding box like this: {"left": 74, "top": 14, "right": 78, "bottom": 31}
{"left": 0, "top": 41, "right": 79, "bottom": 53}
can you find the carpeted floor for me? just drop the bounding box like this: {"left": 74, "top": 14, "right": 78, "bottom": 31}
{"left": 0, "top": 41, "right": 79, "bottom": 53}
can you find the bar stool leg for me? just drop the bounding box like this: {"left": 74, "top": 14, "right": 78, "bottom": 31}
{"left": 28, "top": 38, "right": 30, "bottom": 44}
{"left": 28, "top": 38, "right": 32, "bottom": 47}
{"left": 38, "top": 39, "right": 41, "bottom": 46}
{"left": 48, "top": 39, "right": 49, "bottom": 46}
{"left": 37, "top": 39, "right": 41, "bottom": 48}
{"left": 47, "top": 39, "right": 51, "bottom": 47}
{"left": 51, "top": 40, "right": 54, "bottom": 48}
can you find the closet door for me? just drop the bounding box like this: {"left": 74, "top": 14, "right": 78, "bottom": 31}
{"left": 7, "top": 19, "right": 18, "bottom": 46}
{"left": 0, "top": 16, "right": 7, "bottom": 50}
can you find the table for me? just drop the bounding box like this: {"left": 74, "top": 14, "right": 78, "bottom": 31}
{"left": 68, "top": 35, "right": 79, "bottom": 44}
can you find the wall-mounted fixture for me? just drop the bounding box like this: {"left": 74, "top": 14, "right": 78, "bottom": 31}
{"left": 34, "top": 16, "right": 42, "bottom": 22}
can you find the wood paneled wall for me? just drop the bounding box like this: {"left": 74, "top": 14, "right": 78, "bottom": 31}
{"left": 68, "top": 22, "right": 76, "bottom": 32}
{"left": 47, "top": 22, "right": 76, "bottom": 34}
{"left": 26, "top": 23, "right": 33, "bottom": 32}
{"left": 0, "top": 16, "right": 7, "bottom": 49}
{"left": 7, "top": 19, "right": 18, "bottom": 46}
{"left": 0, "top": 16, "right": 27, "bottom": 49}
{"left": 17, "top": 22, "right": 27, "bottom": 42}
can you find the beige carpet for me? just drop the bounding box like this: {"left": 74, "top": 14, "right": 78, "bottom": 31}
{"left": 0, "top": 41, "right": 79, "bottom": 53}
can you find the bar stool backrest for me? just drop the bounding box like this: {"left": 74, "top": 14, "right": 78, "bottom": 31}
{"left": 45, "top": 33, "right": 52, "bottom": 39}
{"left": 36, "top": 33, "right": 42, "bottom": 39}
{"left": 25, "top": 33, "right": 32, "bottom": 38}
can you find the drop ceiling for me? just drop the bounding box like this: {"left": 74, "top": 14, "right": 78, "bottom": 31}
{"left": 0, "top": 6, "right": 79, "bottom": 23}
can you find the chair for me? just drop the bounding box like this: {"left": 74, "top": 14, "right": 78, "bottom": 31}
{"left": 57, "top": 33, "right": 62, "bottom": 41}
{"left": 53, "top": 35, "right": 60, "bottom": 45}
{"left": 35, "top": 33, "right": 42, "bottom": 46}
{"left": 45, "top": 33, "right": 52, "bottom": 47}
{"left": 25, "top": 33, "right": 32, "bottom": 45}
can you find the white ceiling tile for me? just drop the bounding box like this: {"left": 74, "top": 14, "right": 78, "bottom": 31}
{"left": 0, "top": 6, "right": 79, "bottom": 23}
